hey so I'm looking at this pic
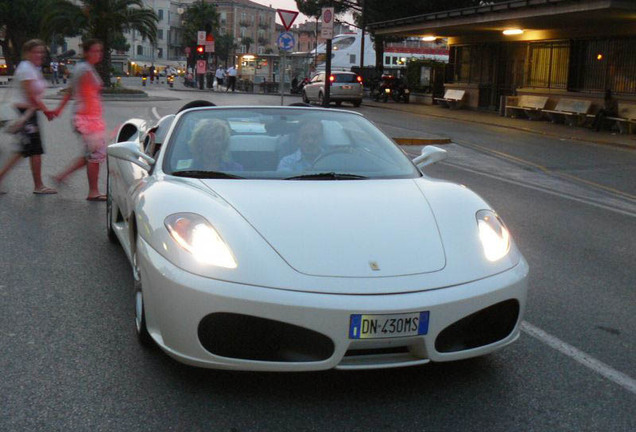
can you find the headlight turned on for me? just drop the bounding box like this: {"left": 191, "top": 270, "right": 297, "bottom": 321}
{"left": 164, "top": 213, "right": 237, "bottom": 268}
{"left": 476, "top": 210, "right": 511, "bottom": 262}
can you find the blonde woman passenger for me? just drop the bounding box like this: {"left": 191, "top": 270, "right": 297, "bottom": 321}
{"left": 187, "top": 118, "right": 242, "bottom": 171}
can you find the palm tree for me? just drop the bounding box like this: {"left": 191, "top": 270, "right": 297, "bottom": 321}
{"left": 181, "top": 0, "right": 219, "bottom": 69}
{"left": 43, "top": 0, "right": 157, "bottom": 86}
{"left": 0, "top": 0, "right": 49, "bottom": 72}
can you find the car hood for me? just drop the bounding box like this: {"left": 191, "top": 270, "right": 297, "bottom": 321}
{"left": 200, "top": 179, "right": 446, "bottom": 277}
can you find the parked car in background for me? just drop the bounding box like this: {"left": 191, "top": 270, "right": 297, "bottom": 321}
{"left": 303, "top": 71, "right": 363, "bottom": 107}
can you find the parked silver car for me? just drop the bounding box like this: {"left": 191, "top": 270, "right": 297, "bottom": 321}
{"left": 302, "top": 71, "right": 363, "bottom": 107}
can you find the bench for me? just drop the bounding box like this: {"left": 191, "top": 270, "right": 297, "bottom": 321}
{"left": 434, "top": 89, "right": 466, "bottom": 109}
{"left": 542, "top": 99, "right": 592, "bottom": 126}
{"left": 505, "top": 95, "right": 549, "bottom": 120}
{"left": 605, "top": 103, "right": 636, "bottom": 134}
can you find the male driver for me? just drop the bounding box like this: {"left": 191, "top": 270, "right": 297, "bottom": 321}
{"left": 277, "top": 120, "right": 323, "bottom": 171}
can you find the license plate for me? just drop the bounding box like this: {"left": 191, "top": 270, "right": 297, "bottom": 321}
{"left": 342, "top": 85, "right": 352, "bottom": 89}
{"left": 349, "top": 312, "right": 429, "bottom": 339}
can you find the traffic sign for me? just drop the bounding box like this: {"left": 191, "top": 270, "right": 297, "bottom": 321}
{"left": 197, "top": 31, "right": 206, "bottom": 45}
{"left": 196, "top": 60, "right": 207, "bottom": 75}
{"left": 277, "top": 32, "right": 295, "bottom": 51}
{"left": 277, "top": 9, "right": 299, "bottom": 31}
{"left": 205, "top": 34, "right": 215, "bottom": 53}
{"left": 321, "top": 7, "right": 334, "bottom": 39}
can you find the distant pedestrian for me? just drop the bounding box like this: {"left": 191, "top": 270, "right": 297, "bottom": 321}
{"left": 215, "top": 66, "right": 225, "bottom": 89}
{"left": 0, "top": 39, "right": 57, "bottom": 195}
{"left": 50, "top": 60, "right": 59, "bottom": 84}
{"left": 226, "top": 65, "right": 237, "bottom": 92}
{"left": 593, "top": 89, "right": 618, "bottom": 132}
{"left": 51, "top": 39, "right": 108, "bottom": 201}
{"left": 150, "top": 64, "right": 155, "bottom": 84}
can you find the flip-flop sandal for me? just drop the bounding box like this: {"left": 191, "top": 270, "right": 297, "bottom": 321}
{"left": 86, "top": 194, "right": 107, "bottom": 201}
{"left": 33, "top": 187, "right": 58, "bottom": 194}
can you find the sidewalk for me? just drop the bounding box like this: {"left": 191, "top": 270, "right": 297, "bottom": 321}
{"left": 364, "top": 100, "right": 636, "bottom": 150}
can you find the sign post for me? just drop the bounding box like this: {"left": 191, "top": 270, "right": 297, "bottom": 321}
{"left": 322, "top": 8, "right": 334, "bottom": 107}
{"left": 277, "top": 31, "right": 295, "bottom": 105}
{"left": 196, "top": 31, "right": 207, "bottom": 89}
{"left": 277, "top": 9, "right": 299, "bottom": 106}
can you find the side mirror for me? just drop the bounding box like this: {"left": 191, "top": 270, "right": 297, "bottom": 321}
{"left": 412, "top": 145, "right": 447, "bottom": 169}
{"left": 108, "top": 141, "right": 155, "bottom": 171}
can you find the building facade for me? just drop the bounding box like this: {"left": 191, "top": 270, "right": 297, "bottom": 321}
{"left": 57, "top": 0, "right": 277, "bottom": 73}
{"left": 369, "top": 0, "right": 636, "bottom": 110}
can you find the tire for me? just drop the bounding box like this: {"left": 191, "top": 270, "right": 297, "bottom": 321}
{"left": 302, "top": 90, "right": 309, "bottom": 104}
{"left": 318, "top": 92, "right": 325, "bottom": 106}
{"left": 352, "top": 100, "right": 362, "bottom": 107}
{"left": 106, "top": 169, "right": 118, "bottom": 244}
{"left": 133, "top": 242, "right": 153, "bottom": 347}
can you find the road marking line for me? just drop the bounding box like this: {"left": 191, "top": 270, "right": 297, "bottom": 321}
{"left": 152, "top": 107, "right": 160, "bottom": 120}
{"left": 522, "top": 321, "right": 636, "bottom": 395}
{"left": 442, "top": 162, "right": 636, "bottom": 218}
{"left": 460, "top": 141, "right": 636, "bottom": 201}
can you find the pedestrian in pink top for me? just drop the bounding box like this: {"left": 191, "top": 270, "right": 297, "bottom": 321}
{"left": 52, "top": 39, "right": 107, "bottom": 201}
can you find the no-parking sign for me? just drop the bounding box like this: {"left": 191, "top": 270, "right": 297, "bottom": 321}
{"left": 321, "top": 7, "right": 334, "bottom": 39}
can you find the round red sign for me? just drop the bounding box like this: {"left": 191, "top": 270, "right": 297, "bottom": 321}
{"left": 323, "top": 9, "right": 332, "bottom": 24}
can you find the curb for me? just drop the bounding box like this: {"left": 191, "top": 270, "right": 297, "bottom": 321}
{"left": 44, "top": 94, "right": 181, "bottom": 102}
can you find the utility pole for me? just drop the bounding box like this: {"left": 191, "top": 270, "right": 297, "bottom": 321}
{"left": 359, "top": 0, "right": 365, "bottom": 70}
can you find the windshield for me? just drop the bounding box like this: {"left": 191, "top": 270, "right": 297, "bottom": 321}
{"left": 162, "top": 108, "right": 420, "bottom": 180}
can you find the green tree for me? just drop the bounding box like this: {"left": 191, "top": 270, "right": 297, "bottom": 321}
{"left": 215, "top": 34, "right": 236, "bottom": 67}
{"left": 295, "top": 0, "right": 350, "bottom": 18}
{"left": 0, "top": 0, "right": 49, "bottom": 72}
{"left": 181, "top": 0, "right": 219, "bottom": 68}
{"left": 43, "top": 0, "right": 157, "bottom": 86}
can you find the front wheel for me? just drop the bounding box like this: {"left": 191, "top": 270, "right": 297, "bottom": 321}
{"left": 106, "top": 169, "right": 118, "bottom": 244}
{"left": 133, "top": 243, "right": 153, "bottom": 347}
{"left": 302, "top": 90, "right": 309, "bottom": 104}
{"left": 318, "top": 92, "right": 325, "bottom": 106}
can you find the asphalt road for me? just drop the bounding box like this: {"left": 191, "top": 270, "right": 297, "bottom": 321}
{"left": 1, "top": 83, "right": 634, "bottom": 431}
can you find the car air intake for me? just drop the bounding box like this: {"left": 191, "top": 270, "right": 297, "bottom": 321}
{"left": 198, "top": 313, "right": 335, "bottom": 362}
{"left": 435, "top": 299, "right": 520, "bottom": 353}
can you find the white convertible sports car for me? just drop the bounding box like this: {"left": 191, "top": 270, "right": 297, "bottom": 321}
{"left": 107, "top": 104, "right": 529, "bottom": 371}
